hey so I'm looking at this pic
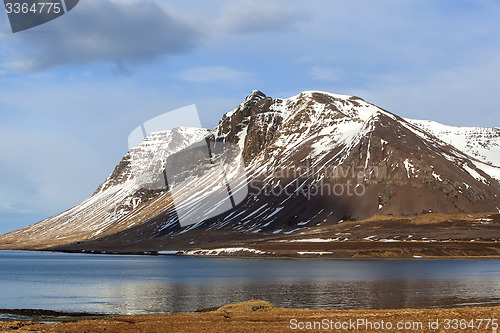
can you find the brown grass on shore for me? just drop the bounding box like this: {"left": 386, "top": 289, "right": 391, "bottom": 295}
{"left": 1, "top": 300, "right": 499, "bottom": 333}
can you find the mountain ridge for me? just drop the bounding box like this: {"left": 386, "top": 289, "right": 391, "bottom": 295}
{"left": 1, "top": 90, "right": 499, "bottom": 253}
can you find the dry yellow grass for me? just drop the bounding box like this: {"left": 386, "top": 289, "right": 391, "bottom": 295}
{"left": 1, "top": 300, "right": 499, "bottom": 333}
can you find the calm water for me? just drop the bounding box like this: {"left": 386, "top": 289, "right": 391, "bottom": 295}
{"left": 1, "top": 250, "right": 500, "bottom": 315}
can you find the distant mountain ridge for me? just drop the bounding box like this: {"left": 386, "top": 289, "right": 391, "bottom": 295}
{"left": 406, "top": 119, "right": 500, "bottom": 176}
{"left": 1, "top": 90, "right": 499, "bottom": 251}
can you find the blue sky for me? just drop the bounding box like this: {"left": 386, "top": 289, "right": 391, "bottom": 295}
{"left": 0, "top": 0, "right": 500, "bottom": 234}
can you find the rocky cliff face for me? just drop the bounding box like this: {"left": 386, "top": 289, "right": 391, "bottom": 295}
{"left": 210, "top": 91, "right": 500, "bottom": 229}
{"left": 1, "top": 90, "right": 499, "bottom": 251}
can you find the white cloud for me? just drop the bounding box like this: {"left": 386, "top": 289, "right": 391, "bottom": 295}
{"left": 0, "top": 0, "right": 307, "bottom": 73}
{"left": 172, "top": 66, "right": 253, "bottom": 83}
{"left": 1, "top": 0, "right": 200, "bottom": 72}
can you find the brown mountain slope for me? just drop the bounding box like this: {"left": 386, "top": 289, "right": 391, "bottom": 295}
{"left": 1, "top": 90, "right": 499, "bottom": 252}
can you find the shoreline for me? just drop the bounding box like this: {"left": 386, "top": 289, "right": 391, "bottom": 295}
{"left": 1, "top": 300, "right": 499, "bottom": 332}
{"left": 0, "top": 308, "right": 108, "bottom": 323}
{"left": 2, "top": 212, "right": 500, "bottom": 258}
{"left": 2, "top": 247, "right": 500, "bottom": 260}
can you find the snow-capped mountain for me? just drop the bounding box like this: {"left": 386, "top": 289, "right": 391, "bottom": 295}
{"left": 406, "top": 119, "right": 500, "bottom": 180}
{"left": 1, "top": 90, "right": 499, "bottom": 251}
{"left": 0, "top": 127, "right": 209, "bottom": 249}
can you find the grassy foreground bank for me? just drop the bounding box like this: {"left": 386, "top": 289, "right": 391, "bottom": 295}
{"left": 1, "top": 300, "right": 499, "bottom": 332}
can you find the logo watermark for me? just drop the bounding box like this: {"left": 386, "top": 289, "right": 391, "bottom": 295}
{"left": 250, "top": 163, "right": 379, "bottom": 199}
{"left": 3, "top": 0, "right": 79, "bottom": 33}
{"left": 128, "top": 105, "right": 248, "bottom": 228}
{"left": 290, "top": 317, "right": 499, "bottom": 331}
{"left": 128, "top": 106, "right": 378, "bottom": 227}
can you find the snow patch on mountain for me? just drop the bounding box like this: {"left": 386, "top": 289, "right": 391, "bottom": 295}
{"left": 406, "top": 119, "right": 500, "bottom": 166}
{"left": 5, "top": 127, "right": 209, "bottom": 243}
{"left": 184, "top": 247, "right": 270, "bottom": 255}
{"left": 3, "top": 90, "right": 500, "bottom": 251}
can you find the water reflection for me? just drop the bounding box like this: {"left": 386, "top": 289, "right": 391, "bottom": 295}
{"left": 1, "top": 251, "right": 500, "bottom": 315}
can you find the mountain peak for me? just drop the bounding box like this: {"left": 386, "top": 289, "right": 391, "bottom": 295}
{"left": 299, "top": 90, "right": 353, "bottom": 100}
{"left": 245, "top": 90, "right": 266, "bottom": 103}
{"left": 3, "top": 90, "right": 500, "bottom": 252}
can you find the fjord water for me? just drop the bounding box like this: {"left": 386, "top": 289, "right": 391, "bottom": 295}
{"left": 1, "top": 251, "right": 500, "bottom": 316}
